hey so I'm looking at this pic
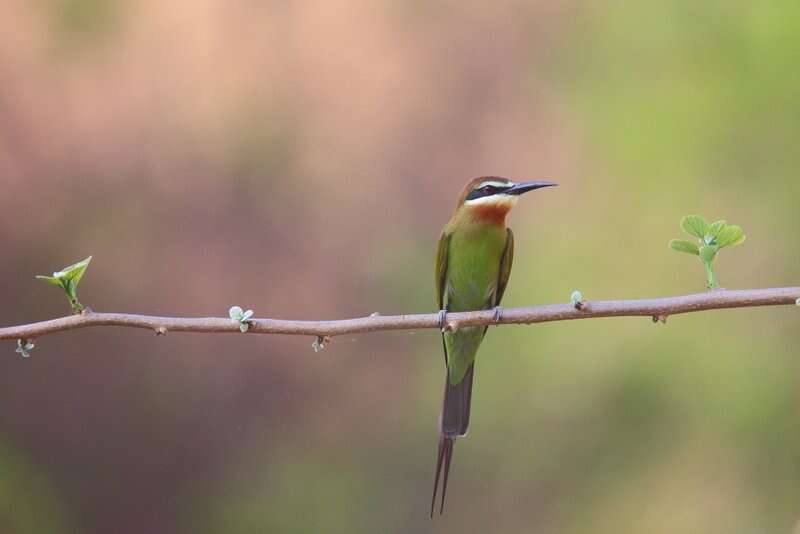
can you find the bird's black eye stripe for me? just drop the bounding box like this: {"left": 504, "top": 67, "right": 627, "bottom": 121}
{"left": 465, "top": 184, "right": 508, "bottom": 201}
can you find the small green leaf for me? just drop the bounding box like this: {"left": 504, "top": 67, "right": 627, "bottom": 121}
{"left": 699, "top": 245, "right": 718, "bottom": 263}
{"left": 705, "top": 220, "right": 726, "bottom": 243}
{"left": 669, "top": 239, "right": 700, "bottom": 255}
{"left": 36, "top": 257, "right": 91, "bottom": 313}
{"left": 60, "top": 256, "right": 92, "bottom": 285}
{"left": 716, "top": 225, "right": 745, "bottom": 247}
{"left": 229, "top": 306, "right": 254, "bottom": 332}
{"left": 15, "top": 339, "right": 34, "bottom": 358}
{"left": 35, "top": 275, "right": 63, "bottom": 286}
{"left": 312, "top": 336, "right": 328, "bottom": 352}
{"left": 681, "top": 215, "right": 709, "bottom": 239}
{"left": 63, "top": 278, "right": 76, "bottom": 296}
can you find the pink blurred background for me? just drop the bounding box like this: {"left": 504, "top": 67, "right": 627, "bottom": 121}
{"left": 2, "top": 1, "right": 799, "bottom": 533}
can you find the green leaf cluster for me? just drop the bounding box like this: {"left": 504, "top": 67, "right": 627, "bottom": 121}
{"left": 15, "top": 340, "right": 35, "bottom": 358}
{"left": 669, "top": 216, "right": 745, "bottom": 289}
{"left": 36, "top": 256, "right": 92, "bottom": 313}
{"left": 229, "top": 306, "right": 254, "bottom": 333}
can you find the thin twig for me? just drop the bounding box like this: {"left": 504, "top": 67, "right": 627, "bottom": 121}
{"left": 1, "top": 287, "right": 797, "bottom": 342}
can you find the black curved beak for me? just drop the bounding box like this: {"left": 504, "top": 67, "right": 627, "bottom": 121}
{"left": 506, "top": 181, "right": 558, "bottom": 196}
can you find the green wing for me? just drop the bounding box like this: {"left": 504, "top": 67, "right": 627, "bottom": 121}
{"left": 435, "top": 230, "right": 451, "bottom": 366}
{"left": 494, "top": 228, "right": 514, "bottom": 306}
{"left": 435, "top": 230, "right": 451, "bottom": 310}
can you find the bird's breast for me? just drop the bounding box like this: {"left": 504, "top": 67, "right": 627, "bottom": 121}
{"left": 445, "top": 225, "right": 507, "bottom": 312}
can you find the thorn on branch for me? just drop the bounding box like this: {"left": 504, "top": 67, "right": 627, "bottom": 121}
{"left": 651, "top": 315, "right": 668, "bottom": 324}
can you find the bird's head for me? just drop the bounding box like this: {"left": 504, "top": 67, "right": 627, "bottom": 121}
{"left": 455, "top": 176, "right": 557, "bottom": 224}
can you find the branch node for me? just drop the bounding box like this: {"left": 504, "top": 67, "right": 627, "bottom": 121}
{"left": 369, "top": 312, "right": 381, "bottom": 317}
{"left": 652, "top": 314, "right": 668, "bottom": 324}
{"left": 443, "top": 321, "right": 459, "bottom": 333}
{"left": 155, "top": 327, "right": 167, "bottom": 336}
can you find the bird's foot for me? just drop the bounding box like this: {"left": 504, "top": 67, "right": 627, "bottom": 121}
{"left": 492, "top": 306, "right": 504, "bottom": 323}
{"left": 437, "top": 309, "right": 448, "bottom": 332}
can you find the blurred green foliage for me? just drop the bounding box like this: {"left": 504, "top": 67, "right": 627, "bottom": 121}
{"left": 47, "top": 0, "right": 122, "bottom": 48}
{"left": 0, "top": 441, "right": 75, "bottom": 533}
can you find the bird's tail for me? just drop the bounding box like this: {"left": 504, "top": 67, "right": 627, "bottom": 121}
{"left": 430, "top": 363, "right": 475, "bottom": 517}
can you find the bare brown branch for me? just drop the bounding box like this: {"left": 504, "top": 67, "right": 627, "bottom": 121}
{"left": 2, "top": 287, "right": 798, "bottom": 343}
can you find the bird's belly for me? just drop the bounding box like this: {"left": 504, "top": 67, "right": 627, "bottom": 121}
{"left": 447, "top": 277, "right": 496, "bottom": 311}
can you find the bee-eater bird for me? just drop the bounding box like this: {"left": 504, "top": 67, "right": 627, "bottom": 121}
{"left": 431, "top": 177, "right": 557, "bottom": 516}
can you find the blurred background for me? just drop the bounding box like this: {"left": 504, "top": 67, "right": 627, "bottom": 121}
{"left": 1, "top": 1, "right": 799, "bottom": 532}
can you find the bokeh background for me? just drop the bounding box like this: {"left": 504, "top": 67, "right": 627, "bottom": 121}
{"left": 1, "top": 1, "right": 799, "bottom": 532}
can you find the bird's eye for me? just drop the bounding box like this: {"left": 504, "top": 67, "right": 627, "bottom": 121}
{"left": 482, "top": 186, "right": 493, "bottom": 193}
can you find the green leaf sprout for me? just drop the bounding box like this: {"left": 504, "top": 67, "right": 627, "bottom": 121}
{"left": 312, "top": 335, "right": 331, "bottom": 352}
{"left": 36, "top": 256, "right": 92, "bottom": 313}
{"left": 229, "top": 306, "right": 254, "bottom": 333}
{"left": 668, "top": 240, "right": 699, "bottom": 255}
{"left": 669, "top": 216, "right": 746, "bottom": 289}
{"left": 15, "top": 339, "right": 35, "bottom": 358}
{"left": 680, "top": 215, "right": 709, "bottom": 240}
